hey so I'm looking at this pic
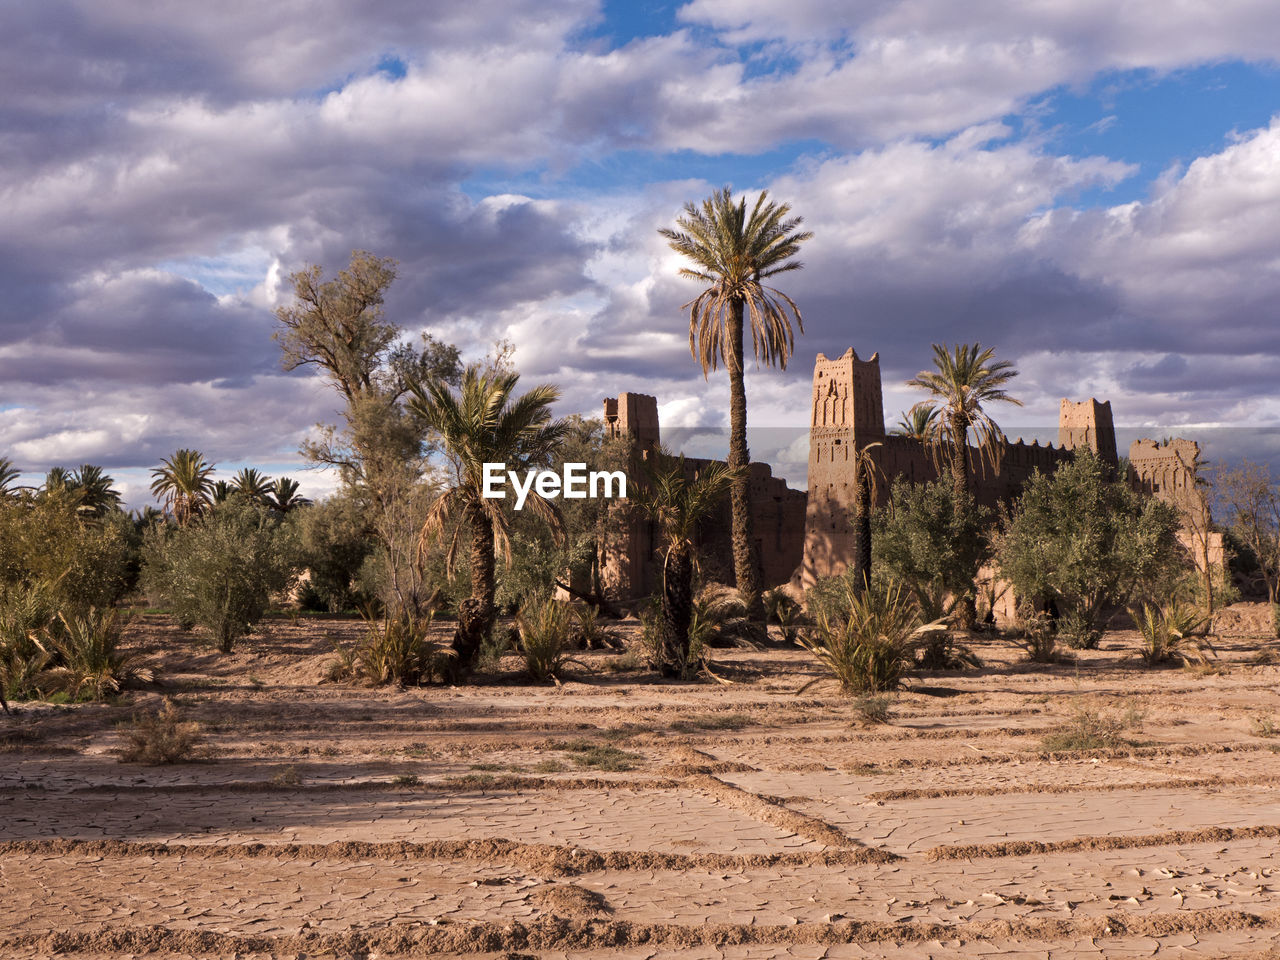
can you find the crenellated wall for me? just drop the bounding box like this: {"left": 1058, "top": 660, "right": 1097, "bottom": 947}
{"left": 599, "top": 393, "right": 807, "bottom": 602}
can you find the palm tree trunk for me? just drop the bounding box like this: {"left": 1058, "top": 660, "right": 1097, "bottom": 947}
{"left": 852, "top": 459, "right": 872, "bottom": 598}
{"left": 661, "top": 542, "right": 694, "bottom": 678}
{"left": 451, "top": 501, "right": 495, "bottom": 678}
{"left": 947, "top": 412, "right": 977, "bottom": 628}
{"left": 727, "top": 300, "right": 763, "bottom": 624}
{"left": 950, "top": 411, "right": 969, "bottom": 502}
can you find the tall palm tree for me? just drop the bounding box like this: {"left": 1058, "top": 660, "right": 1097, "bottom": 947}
{"left": 210, "top": 480, "right": 234, "bottom": 505}
{"left": 69, "top": 464, "right": 122, "bottom": 519}
{"left": 850, "top": 442, "right": 883, "bottom": 598}
{"left": 408, "top": 365, "right": 570, "bottom": 679}
{"left": 891, "top": 404, "right": 940, "bottom": 441}
{"left": 150, "top": 449, "right": 216, "bottom": 525}
{"left": 268, "top": 477, "right": 311, "bottom": 513}
{"left": 906, "top": 343, "right": 1022, "bottom": 502}
{"left": 638, "top": 453, "right": 739, "bottom": 678}
{"left": 660, "top": 187, "right": 811, "bottom": 623}
{"left": 231, "top": 468, "right": 273, "bottom": 503}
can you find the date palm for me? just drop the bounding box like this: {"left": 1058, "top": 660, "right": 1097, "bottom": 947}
{"left": 660, "top": 187, "right": 811, "bottom": 623}
{"left": 891, "top": 404, "right": 940, "bottom": 441}
{"left": 70, "top": 464, "right": 122, "bottom": 519}
{"left": 150, "top": 449, "right": 216, "bottom": 525}
{"left": 0, "top": 458, "right": 20, "bottom": 499}
{"left": 906, "top": 343, "right": 1022, "bottom": 502}
{"left": 408, "top": 365, "right": 569, "bottom": 680}
{"left": 850, "top": 442, "right": 883, "bottom": 598}
{"left": 638, "top": 453, "right": 740, "bottom": 678}
{"left": 231, "top": 468, "right": 273, "bottom": 503}
{"left": 268, "top": 477, "right": 311, "bottom": 513}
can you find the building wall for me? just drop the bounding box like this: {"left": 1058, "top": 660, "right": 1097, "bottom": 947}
{"left": 599, "top": 392, "right": 807, "bottom": 602}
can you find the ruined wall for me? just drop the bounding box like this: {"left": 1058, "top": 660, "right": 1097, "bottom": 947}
{"left": 1059, "top": 398, "right": 1118, "bottom": 466}
{"left": 1129, "top": 438, "right": 1202, "bottom": 513}
{"left": 599, "top": 392, "right": 807, "bottom": 602}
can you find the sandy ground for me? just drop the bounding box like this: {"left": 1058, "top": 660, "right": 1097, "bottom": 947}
{"left": 2, "top": 605, "right": 1280, "bottom": 959}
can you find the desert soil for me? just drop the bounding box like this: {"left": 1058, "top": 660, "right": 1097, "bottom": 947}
{"left": 2, "top": 604, "right": 1280, "bottom": 959}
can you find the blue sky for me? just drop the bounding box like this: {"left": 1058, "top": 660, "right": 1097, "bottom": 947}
{"left": 3, "top": 0, "right": 1280, "bottom": 505}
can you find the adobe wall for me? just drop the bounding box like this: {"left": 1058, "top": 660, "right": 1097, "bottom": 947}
{"left": 599, "top": 392, "right": 807, "bottom": 602}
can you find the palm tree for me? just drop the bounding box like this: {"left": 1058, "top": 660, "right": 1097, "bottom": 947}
{"left": 0, "top": 458, "right": 19, "bottom": 499}
{"left": 906, "top": 343, "right": 1022, "bottom": 502}
{"left": 69, "top": 464, "right": 122, "bottom": 519}
{"left": 408, "top": 365, "right": 570, "bottom": 679}
{"left": 850, "top": 442, "right": 883, "bottom": 598}
{"left": 638, "top": 453, "right": 739, "bottom": 678}
{"left": 268, "top": 477, "right": 311, "bottom": 513}
{"left": 891, "top": 404, "right": 940, "bottom": 441}
{"left": 231, "top": 468, "right": 273, "bottom": 503}
{"left": 43, "top": 466, "right": 73, "bottom": 496}
{"left": 210, "top": 480, "right": 233, "bottom": 505}
{"left": 660, "top": 187, "right": 811, "bottom": 624}
{"left": 150, "top": 449, "right": 216, "bottom": 525}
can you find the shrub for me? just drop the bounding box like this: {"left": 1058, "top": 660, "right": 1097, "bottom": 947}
{"left": 296, "top": 494, "right": 374, "bottom": 612}
{"left": 797, "top": 579, "right": 941, "bottom": 694}
{"left": 141, "top": 495, "right": 300, "bottom": 653}
{"left": 998, "top": 451, "right": 1186, "bottom": 641}
{"left": 1040, "top": 703, "right": 1132, "bottom": 753}
{"left": 330, "top": 609, "right": 451, "bottom": 686}
{"left": 1015, "top": 605, "right": 1059, "bottom": 663}
{"left": 118, "top": 700, "right": 204, "bottom": 763}
{"left": 568, "top": 603, "right": 619, "bottom": 649}
{"left": 873, "top": 478, "right": 994, "bottom": 626}
{"left": 1131, "top": 602, "right": 1213, "bottom": 667}
{"left": 1273, "top": 602, "right": 1280, "bottom": 640}
{"left": 0, "top": 581, "right": 58, "bottom": 703}
{"left": 0, "top": 495, "right": 134, "bottom": 614}
{"left": 1057, "top": 607, "right": 1102, "bottom": 650}
{"left": 517, "top": 598, "right": 581, "bottom": 682}
{"left": 764, "top": 587, "right": 803, "bottom": 642}
{"left": 43, "top": 607, "right": 152, "bottom": 701}
{"left": 853, "top": 694, "right": 893, "bottom": 724}
{"left": 916, "top": 630, "right": 982, "bottom": 670}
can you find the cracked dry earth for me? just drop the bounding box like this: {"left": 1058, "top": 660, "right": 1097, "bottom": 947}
{"left": 3, "top": 608, "right": 1280, "bottom": 959}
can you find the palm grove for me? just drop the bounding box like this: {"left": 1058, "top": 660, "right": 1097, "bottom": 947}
{"left": 1, "top": 188, "right": 1276, "bottom": 712}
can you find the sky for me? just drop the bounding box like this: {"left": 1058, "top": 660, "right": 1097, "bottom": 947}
{"left": 4, "top": 0, "right": 1280, "bottom": 506}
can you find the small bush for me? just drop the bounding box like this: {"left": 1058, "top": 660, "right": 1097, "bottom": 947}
{"left": 764, "top": 587, "right": 803, "bottom": 643}
{"left": 1058, "top": 607, "right": 1101, "bottom": 650}
{"left": 118, "top": 700, "right": 204, "bottom": 764}
{"left": 1272, "top": 602, "right": 1280, "bottom": 640}
{"left": 1040, "top": 701, "right": 1141, "bottom": 753}
{"left": 853, "top": 694, "right": 893, "bottom": 724}
{"left": 1132, "top": 602, "right": 1213, "bottom": 667}
{"left": 563, "top": 741, "right": 642, "bottom": 771}
{"left": 669, "top": 712, "right": 752, "bottom": 733}
{"left": 569, "top": 604, "right": 619, "bottom": 649}
{"left": 140, "top": 496, "right": 300, "bottom": 653}
{"left": 1250, "top": 716, "right": 1278, "bottom": 738}
{"left": 916, "top": 631, "right": 982, "bottom": 671}
{"left": 0, "top": 581, "right": 58, "bottom": 703}
{"left": 797, "top": 580, "right": 941, "bottom": 694}
{"left": 330, "top": 609, "right": 451, "bottom": 686}
{"left": 43, "top": 607, "right": 153, "bottom": 701}
{"left": 517, "top": 598, "right": 581, "bottom": 682}
{"left": 1016, "top": 608, "right": 1059, "bottom": 663}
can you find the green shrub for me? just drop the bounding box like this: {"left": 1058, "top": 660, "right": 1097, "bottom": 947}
{"left": 998, "top": 450, "right": 1186, "bottom": 640}
{"left": 1131, "top": 602, "right": 1213, "bottom": 667}
{"left": 141, "top": 496, "right": 300, "bottom": 653}
{"left": 517, "top": 598, "right": 581, "bottom": 682}
{"left": 797, "top": 580, "right": 940, "bottom": 694}
{"left": 330, "top": 609, "right": 452, "bottom": 686}
{"left": 0, "top": 495, "right": 134, "bottom": 614}
{"left": 853, "top": 694, "right": 893, "bottom": 724}
{"left": 873, "top": 478, "right": 994, "bottom": 626}
{"left": 44, "top": 607, "right": 152, "bottom": 700}
{"left": 0, "top": 581, "right": 58, "bottom": 702}
{"left": 916, "top": 630, "right": 982, "bottom": 670}
{"left": 296, "top": 495, "right": 374, "bottom": 612}
{"left": 1058, "top": 607, "right": 1102, "bottom": 650}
